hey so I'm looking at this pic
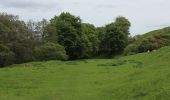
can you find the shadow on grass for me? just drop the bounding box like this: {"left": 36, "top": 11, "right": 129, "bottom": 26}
{"left": 97, "top": 60, "right": 143, "bottom": 68}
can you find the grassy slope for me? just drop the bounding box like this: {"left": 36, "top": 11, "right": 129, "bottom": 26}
{"left": 0, "top": 47, "right": 170, "bottom": 100}
{"left": 139, "top": 27, "right": 170, "bottom": 38}
{"left": 137, "top": 27, "right": 170, "bottom": 44}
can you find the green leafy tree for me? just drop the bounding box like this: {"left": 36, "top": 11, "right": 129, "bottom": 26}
{"left": 81, "top": 23, "right": 100, "bottom": 56}
{"left": 101, "top": 23, "right": 127, "bottom": 56}
{"left": 45, "top": 12, "right": 90, "bottom": 59}
{"left": 99, "top": 16, "right": 131, "bottom": 57}
{"left": 0, "top": 13, "right": 37, "bottom": 65}
{"left": 115, "top": 16, "right": 131, "bottom": 35}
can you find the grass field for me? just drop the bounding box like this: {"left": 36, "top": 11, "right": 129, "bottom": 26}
{"left": 0, "top": 47, "right": 170, "bottom": 100}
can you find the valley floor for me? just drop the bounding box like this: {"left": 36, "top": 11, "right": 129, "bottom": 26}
{"left": 0, "top": 47, "right": 170, "bottom": 100}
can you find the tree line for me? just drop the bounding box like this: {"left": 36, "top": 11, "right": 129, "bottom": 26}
{"left": 0, "top": 12, "right": 131, "bottom": 67}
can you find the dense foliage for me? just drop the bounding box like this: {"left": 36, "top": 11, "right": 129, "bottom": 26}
{"left": 45, "top": 13, "right": 88, "bottom": 59}
{"left": 0, "top": 13, "right": 35, "bottom": 67}
{"left": 0, "top": 44, "right": 14, "bottom": 67}
{"left": 100, "top": 17, "right": 130, "bottom": 57}
{"left": 0, "top": 12, "right": 132, "bottom": 67}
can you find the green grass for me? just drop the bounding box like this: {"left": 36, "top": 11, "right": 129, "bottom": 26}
{"left": 0, "top": 47, "right": 170, "bottom": 100}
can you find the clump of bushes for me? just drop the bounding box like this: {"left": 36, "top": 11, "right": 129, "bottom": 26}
{"left": 124, "top": 34, "right": 168, "bottom": 55}
{"left": 34, "top": 42, "right": 68, "bottom": 61}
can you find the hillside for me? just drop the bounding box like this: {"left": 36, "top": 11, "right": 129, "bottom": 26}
{"left": 0, "top": 46, "right": 170, "bottom": 100}
{"left": 143, "top": 27, "right": 170, "bottom": 38}
{"left": 124, "top": 27, "right": 170, "bottom": 55}
{"left": 135, "top": 26, "right": 170, "bottom": 44}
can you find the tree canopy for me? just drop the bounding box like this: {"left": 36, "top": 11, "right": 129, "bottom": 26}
{"left": 0, "top": 12, "right": 131, "bottom": 67}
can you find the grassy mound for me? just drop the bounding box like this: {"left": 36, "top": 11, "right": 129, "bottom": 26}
{"left": 0, "top": 47, "right": 170, "bottom": 100}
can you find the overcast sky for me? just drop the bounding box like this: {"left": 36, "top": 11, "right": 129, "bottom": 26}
{"left": 0, "top": 0, "right": 170, "bottom": 35}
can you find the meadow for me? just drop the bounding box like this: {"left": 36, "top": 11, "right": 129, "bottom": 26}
{"left": 0, "top": 46, "right": 170, "bottom": 100}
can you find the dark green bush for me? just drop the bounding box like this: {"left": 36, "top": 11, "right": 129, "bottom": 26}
{"left": 0, "top": 44, "right": 15, "bottom": 67}
{"left": 34, "top": 42, "right": 68, "bottom": 61}
{"left": 138, "top": 39, "right": 155, "bottom": 53}
{"left": 11, "top": 42, "right": 35, "bottom": 63}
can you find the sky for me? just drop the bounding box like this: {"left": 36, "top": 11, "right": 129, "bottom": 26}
{"left": 0, "top": 0, "right": 170, "bottom": 35}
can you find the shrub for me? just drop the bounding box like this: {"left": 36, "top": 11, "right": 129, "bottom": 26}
{"left": 138, "top": 39, "right": 155, "bottom": 53}
{"left": 124, "top": 43, "right": 139, "bottom": 55}
{"left": 34, "top": 42, "right": 68, "bottom": 61}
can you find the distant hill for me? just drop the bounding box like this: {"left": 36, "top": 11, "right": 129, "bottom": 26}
{"left": 141, "top": 27, "right": 170, "bottom": 40}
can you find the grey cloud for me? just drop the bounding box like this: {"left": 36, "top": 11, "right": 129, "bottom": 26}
{"left": 0, "top": 0, "right": 59, "bottom": 10}
{"left": 4, "top": 2, "right": 41, "bottom": 8}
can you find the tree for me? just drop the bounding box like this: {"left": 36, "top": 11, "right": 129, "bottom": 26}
{"left": 115, "top": 16, "right": 131, "bottom": 35}
{"left": 27, "top": 19, "right": 48, "bottom": 41}
{"left": 45, "top": 12, "right": 88, "bottom": 59}
{"left": 96, "top": 27, "right": 106, "bottom": 42}
{"left": 99, "top": 16, "right": 131, "bottom": 57}
{"left": 101, "top": 23, "right": 127, "bottom": 56}
{"left": 0, "top": 13, "right": 37, "bottom": 65}
{"left": 81, "top": 23, "right": 100, "bottom": 56}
